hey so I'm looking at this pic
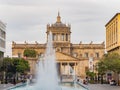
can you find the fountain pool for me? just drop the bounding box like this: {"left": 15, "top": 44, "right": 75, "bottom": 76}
{"left": 9, "top": 82, "right": 88, "bottom": 90}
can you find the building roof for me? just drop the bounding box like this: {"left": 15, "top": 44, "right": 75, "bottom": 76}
{"left": 51, "top": 12, "right": 68, "bottom": 28}
{"left": 105, "top": 13, "right": 120, "bottom": 26}
{"left": 52, "top": 22, "right": 66, "bottom": 27}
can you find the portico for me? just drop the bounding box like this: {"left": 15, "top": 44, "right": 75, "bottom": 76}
{"left": 55, "top": 52, "right": 79, "bottom": 77}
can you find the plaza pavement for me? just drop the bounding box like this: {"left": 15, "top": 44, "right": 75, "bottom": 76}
{"left": 88, "top": 84, "right": 120, "bottom": 90}
{"left": 0, "top": 84, "right": 14, "bottom": 90}
{"left": 0, "top": 83, "right": 23, "bottom": 90}
{"left": 0, "top": 83, "right": 120, "bottom": 90}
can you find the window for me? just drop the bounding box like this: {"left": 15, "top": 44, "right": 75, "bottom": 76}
{"left": 0, "top": 39, "right": 5, "bottom": 48}
{"left": 18, "top": 53, "right": 21, "bottom": 58}
{"left": 80, "top": 54, "right": 82, "bottom": 57}
{"left": 73, "top": 53, "right": 77, "bottom": 57}
{"left": 61, "top": 34, "right": 64, "bottom": 41}
{"left": 56, "top": 48, "right": 61, "bottom": 52}
{"left": 66, "top": 34, "right": 68, "bottom": 41}
{"left": 39, "top": 53, "right": 44, "bottom": 57}
{"left": 84, "top": 53, "right": 88, "bottom": 58}
{"left": 95, "top": 53, "right": 99, "bottom": 58}
{"left": 53, "top": 34, "right": 56, "bottom": 41}
{"left": 85, "top": 66, "right": 89, "bottom": 72}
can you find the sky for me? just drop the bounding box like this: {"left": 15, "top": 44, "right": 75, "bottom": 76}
{"left": 0, "top": 0, "right": 120, "bottom": 57}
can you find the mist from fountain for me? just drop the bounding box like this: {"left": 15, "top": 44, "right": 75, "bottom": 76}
{"left": 35, "top": 31, "right": 59, "bottom": 90}
{"left": 69, "top": 66, "right": 77, "bottom": 88}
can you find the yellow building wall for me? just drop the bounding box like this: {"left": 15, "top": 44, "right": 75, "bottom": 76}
{"left": 106, "top": 13, "right": 120, "bottom": 53}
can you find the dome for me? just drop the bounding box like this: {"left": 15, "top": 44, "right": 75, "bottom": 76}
{"left": 52, "top": 22, "right": 66, "bottom": 27}
{"left": 51, "top": 12, "right": 67, "bottom": 27}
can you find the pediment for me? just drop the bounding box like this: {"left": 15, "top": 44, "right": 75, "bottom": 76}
{"left": 55, "top": 51, "right": 79, "bottom": 62}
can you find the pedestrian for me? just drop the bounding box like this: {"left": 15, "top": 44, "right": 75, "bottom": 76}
{"left": 13, "top": 78, "right": 16, "bottom": 85}
{"left": 83, "top": 80, "right": 86, "bottom": 84}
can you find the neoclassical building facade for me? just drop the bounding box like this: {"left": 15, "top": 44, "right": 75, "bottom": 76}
{"left": 12, "top": 13, "right": 105, "bottom": 78}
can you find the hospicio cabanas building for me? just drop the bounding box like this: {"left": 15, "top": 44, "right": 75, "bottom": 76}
{"left": 12, "top": 12, "right": 105, "bottom": 79}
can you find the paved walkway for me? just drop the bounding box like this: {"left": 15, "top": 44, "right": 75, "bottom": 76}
{"left": 88, "top": 84, "right": 120, "bottom": 90}
{"left": 0, "top": 83, "right": 23, "bottom": 90}
{"left": 0, "top": 83, "right": 120, "bottom": 90}
{"left": 0, "top": 84, "right": 14, "bottom": 90}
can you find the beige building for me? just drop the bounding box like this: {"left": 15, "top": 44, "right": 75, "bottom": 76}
{"left": 105, "top": 13, "right": 120, "bottom": 53}
{"left": 12, "top": 13, "right": 105, "bottom": 78}
{"left": 105, "top": 13, "right": 120, "bottom": 84}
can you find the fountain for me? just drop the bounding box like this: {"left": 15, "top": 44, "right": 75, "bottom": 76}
{"left": 35, "top": 31, "right": 59, "bottom": 90}
{"left": 9, "top": 32, "right": 88, "bottom": 90}
{"left": 69, "top": 65, "right": 77, "bottom": 88}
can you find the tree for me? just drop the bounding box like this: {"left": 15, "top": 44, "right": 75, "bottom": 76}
{"left": 14, "top": 58, "right": 30, "bottom": 73}
{"left": 12, "top": 58, "right": 30, "bottom": 75}
{"left": 12, "top": 58, "right": 30, "bottom": 83}
{"left": 23, "top": 49, "right": 37, "bottom": 57}
{"left": 0, "top": 57, "right": 13, "bottom": 83}
{"left": 86, "top": 70, "right": 96, "bottom": 80}
{"left": 96, "top": 60, "right": 107, "bottom": 84}
{"left": 0, "top": 57, "right": 30, "bottom": 83}
{"left": 96, "top": 53, "right": 120, "bottom": 85}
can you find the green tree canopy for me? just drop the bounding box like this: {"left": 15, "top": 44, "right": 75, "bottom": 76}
{"left": 12, "top": 58, "right": 30, "bottom": 74}
{"left": 23, "top": 48, "right": 37, "bottom": 57}
{"left": 86, "top": 70, "right": 96, "bottom": 79}
{"left": 96, "top": 53, "right": 120, "bottom": 84}
{"left": 15, "top": 58, "right": 30, "bottom": 73}
{"left": 96, "top": 60, "right": 107, "bottom": 75}
{"left": 97, "top": 53, "right": 120, "bottom": 74}
{"left": 0, "top": 57, "right": 30, "bottom": 74}
{"left": 2, "top": 57, "right": 13, "bottom": 72}
{"left": 0, "top": 57, "right": 30, "bottom": 83}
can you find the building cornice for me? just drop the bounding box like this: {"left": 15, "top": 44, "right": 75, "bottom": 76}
{"left": 105, "top": 13, "right": 120, "bottom": 27}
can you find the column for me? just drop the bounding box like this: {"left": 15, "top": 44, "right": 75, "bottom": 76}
{"left": 63, "top": 34, "right": 65, "bottom": 41}
{"left": 67, "top": 62, "right": 70, "bottom": 75}
{"left": 75, "top": 62, "right": 77, "bottom": 76}
{"left": 58, "top": 33, "right": 59, "bottom": 41}
{"left": 60, "top": 33, "right": 62, "bottom": 41}
{"left": 113, "top": 23, "right": 115, "bottom": 43}
{"left": 68, "top": 34, "right": 70, "bottom": 42}
{"left": 73, "top": 63, "right": 75, "bottom": 74}
{"left": 63, "top": 63, "right": 66, "bottom": 75}
{"left": 110, "top": 27, "right": 112, "bottom": 46}
{"left": 106, "top": 29, "right": 108, "bottom": 48}
{"left": 60, "top": 62, "right": 62, "bottom": 75}
{"left": 64, "top": 34, "right": 66, "bottom": 41}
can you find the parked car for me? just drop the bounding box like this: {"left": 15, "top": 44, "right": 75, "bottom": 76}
{"left": 110, "top": 80, "right": 116, "bottom": 86}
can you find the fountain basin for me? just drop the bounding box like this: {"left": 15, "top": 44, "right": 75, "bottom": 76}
{"left": 8, "top": 82, "right": 88, "bottom": 90}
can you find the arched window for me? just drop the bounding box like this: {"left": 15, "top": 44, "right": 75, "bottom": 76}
{"left": 56, "top": 47, "right": 61, "bottom": 52}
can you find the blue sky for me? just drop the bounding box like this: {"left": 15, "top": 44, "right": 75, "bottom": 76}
{"left": 0, "top": 0, "right": 120, "bottom": 56}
